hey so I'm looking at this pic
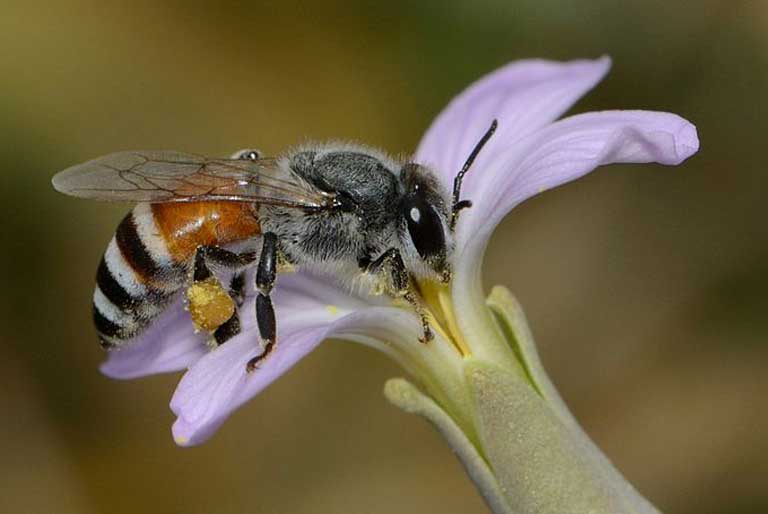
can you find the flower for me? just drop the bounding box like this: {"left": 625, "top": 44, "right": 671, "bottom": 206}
{"left": 102, "top": 56, "right": 698, "bottom": 513}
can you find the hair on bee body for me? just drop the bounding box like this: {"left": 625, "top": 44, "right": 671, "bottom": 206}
{"left": 52, "top": 120, "right": 498, "bottom": 372}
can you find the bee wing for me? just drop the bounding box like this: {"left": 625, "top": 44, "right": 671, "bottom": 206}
{"left": 52, "top": 150, "right": 332, "bottom": 209}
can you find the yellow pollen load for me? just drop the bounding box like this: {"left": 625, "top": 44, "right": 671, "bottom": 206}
{"left": 415, "top": 281, "right": 472, "bottom": 357}
{"left": 186, "top": 278, "right": 236, "bottom": 333}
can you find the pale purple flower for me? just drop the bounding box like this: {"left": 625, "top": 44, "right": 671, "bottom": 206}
{"left": 101, "top": 56, "right": 699, "bottom": 463}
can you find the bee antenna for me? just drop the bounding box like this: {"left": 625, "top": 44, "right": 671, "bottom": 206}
{"left": 450, "top": 119, "right": 498, "bottom": 231}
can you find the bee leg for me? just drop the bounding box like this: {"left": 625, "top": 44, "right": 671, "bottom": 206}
{"left": 247, "top": 232, "right": 278, "bottom": 373}
{"left": 213, "top": 311, "right": 241, "bottom": 345}
{"left": 366, "top": 248, "right": 433, "bottom": 343}
{"left": 190, "top": 246, "right": 256, "bottom": 343}
{"left": 209, "top": 273, "right": 248, "bottom": 346}
{"left": 366, "top": 248, "right": 408, "bottom": 292}
{"left": 229, "top": 272, "right": 246, "bottom": 307}
{"left": 193, "top": 246, "right": 257, "bottom": 280}
{"left": 192, "top": 246, "right": 214, "bottom": 282}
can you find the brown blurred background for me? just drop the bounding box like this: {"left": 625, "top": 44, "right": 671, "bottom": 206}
{"left": 1, "top": 1, "right": 766, "bottom": 513}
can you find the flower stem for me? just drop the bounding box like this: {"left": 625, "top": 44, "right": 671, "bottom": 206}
{"left": 384, "top": 378, "right": 512, "bottom": 514}
{"left": 385, "top": 287, "right": 661, "bottom": 514}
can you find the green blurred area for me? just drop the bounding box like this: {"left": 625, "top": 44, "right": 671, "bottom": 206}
{"left": 1, "top": 1, "right": 766, "bottom": 513}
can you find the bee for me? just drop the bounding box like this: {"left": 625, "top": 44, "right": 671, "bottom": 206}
{"left": 52, "top": 121, "right": 497, "bottom": 372}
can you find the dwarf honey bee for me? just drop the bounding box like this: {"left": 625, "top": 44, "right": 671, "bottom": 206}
{"left": 52, "top": 121, "right": 497, "bottom": 372}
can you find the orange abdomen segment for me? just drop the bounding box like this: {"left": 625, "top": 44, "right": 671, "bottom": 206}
{"left": 151, "top": 202, "right": 262, "bottom": 262}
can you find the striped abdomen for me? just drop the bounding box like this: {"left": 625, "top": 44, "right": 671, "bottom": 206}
{"left": 93, "top": 201, "right": 261, "bottom": 348}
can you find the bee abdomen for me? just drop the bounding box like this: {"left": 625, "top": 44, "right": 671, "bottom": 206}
{"left": 93, "top": 205, "right": 186, "bottom": 348}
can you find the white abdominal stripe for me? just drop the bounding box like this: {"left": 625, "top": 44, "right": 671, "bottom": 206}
{"left": 93, "top": 209, "right": 185, "bottom": 346}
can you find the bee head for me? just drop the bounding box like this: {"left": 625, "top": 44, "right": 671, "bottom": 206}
{"left": 396, "top": 120, "right": 498, "bottom": 284}
{"left": 397, "top": 163, "right": 453, "bottom": 283}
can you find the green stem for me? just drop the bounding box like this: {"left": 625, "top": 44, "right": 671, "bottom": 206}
{"left": 384, "top": 378, "right": 512, "bottom": 514}
{"left": 385, "top": 287, "right": 661, "bottom": 514}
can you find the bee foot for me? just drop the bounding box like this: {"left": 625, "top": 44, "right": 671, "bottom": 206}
{"left": 245, "top": 339, "right": 276, "bottom": 374}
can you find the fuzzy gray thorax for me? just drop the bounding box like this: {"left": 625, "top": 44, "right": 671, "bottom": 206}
{"left": 259, "top": 145, "right": 402, "bottom": 270}
{"left": 258, "top": 141, "right": 454, "bottom": 292}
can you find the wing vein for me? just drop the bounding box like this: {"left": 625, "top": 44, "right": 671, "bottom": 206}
{"left": 53, "top": 150, "right": 333, "bottom": 209}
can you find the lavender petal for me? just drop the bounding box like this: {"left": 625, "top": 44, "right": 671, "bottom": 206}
{"left": 415, "top": 57, "right": 611, "bottom": 190}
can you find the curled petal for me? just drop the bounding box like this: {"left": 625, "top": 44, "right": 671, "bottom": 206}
{"left": 415, "top": 56, "right": 611, "bottom": 190}
{"left": 170, "top": 318, "right": 337, "bottom": 446}
{"left": 453, "top": 110, "right": 699, "bottom": 340}
{"left": 464, "top": 110, "right": 699, "bottom": 239}
{"left": 169, "top": 273, "right": 425, "bottom": 446}
{"left": 100, "top": 297, "right": 207, "bottom": 379}
{"left": 170, "top": 307, "right": 430, "bottom": 446}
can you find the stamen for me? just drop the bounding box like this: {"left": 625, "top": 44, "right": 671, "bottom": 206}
{"left": 414, "top": 280, "right": 472, "bottom": 357}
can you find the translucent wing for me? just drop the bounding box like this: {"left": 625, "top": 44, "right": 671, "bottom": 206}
{"left": 52, "top": 150, "right": 332, "bottom": 210}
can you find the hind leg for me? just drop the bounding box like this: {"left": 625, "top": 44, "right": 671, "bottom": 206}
{"left": 210, "top": 271, "right": 248, "bottom": 345}
{"left": 188, "top": 246, "right": 255, "bottom": 342}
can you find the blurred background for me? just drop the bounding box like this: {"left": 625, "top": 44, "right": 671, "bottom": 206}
{"left": 1, "top": 1, "right": 766, "bottom": 513}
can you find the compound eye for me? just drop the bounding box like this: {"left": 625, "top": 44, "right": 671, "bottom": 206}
{"left": 404, "top": 196, "right": 445, "bottom": 259}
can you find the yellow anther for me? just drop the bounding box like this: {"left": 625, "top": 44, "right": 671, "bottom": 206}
{"left": 418, "top": 280, "right": 471, "bottom": 357}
